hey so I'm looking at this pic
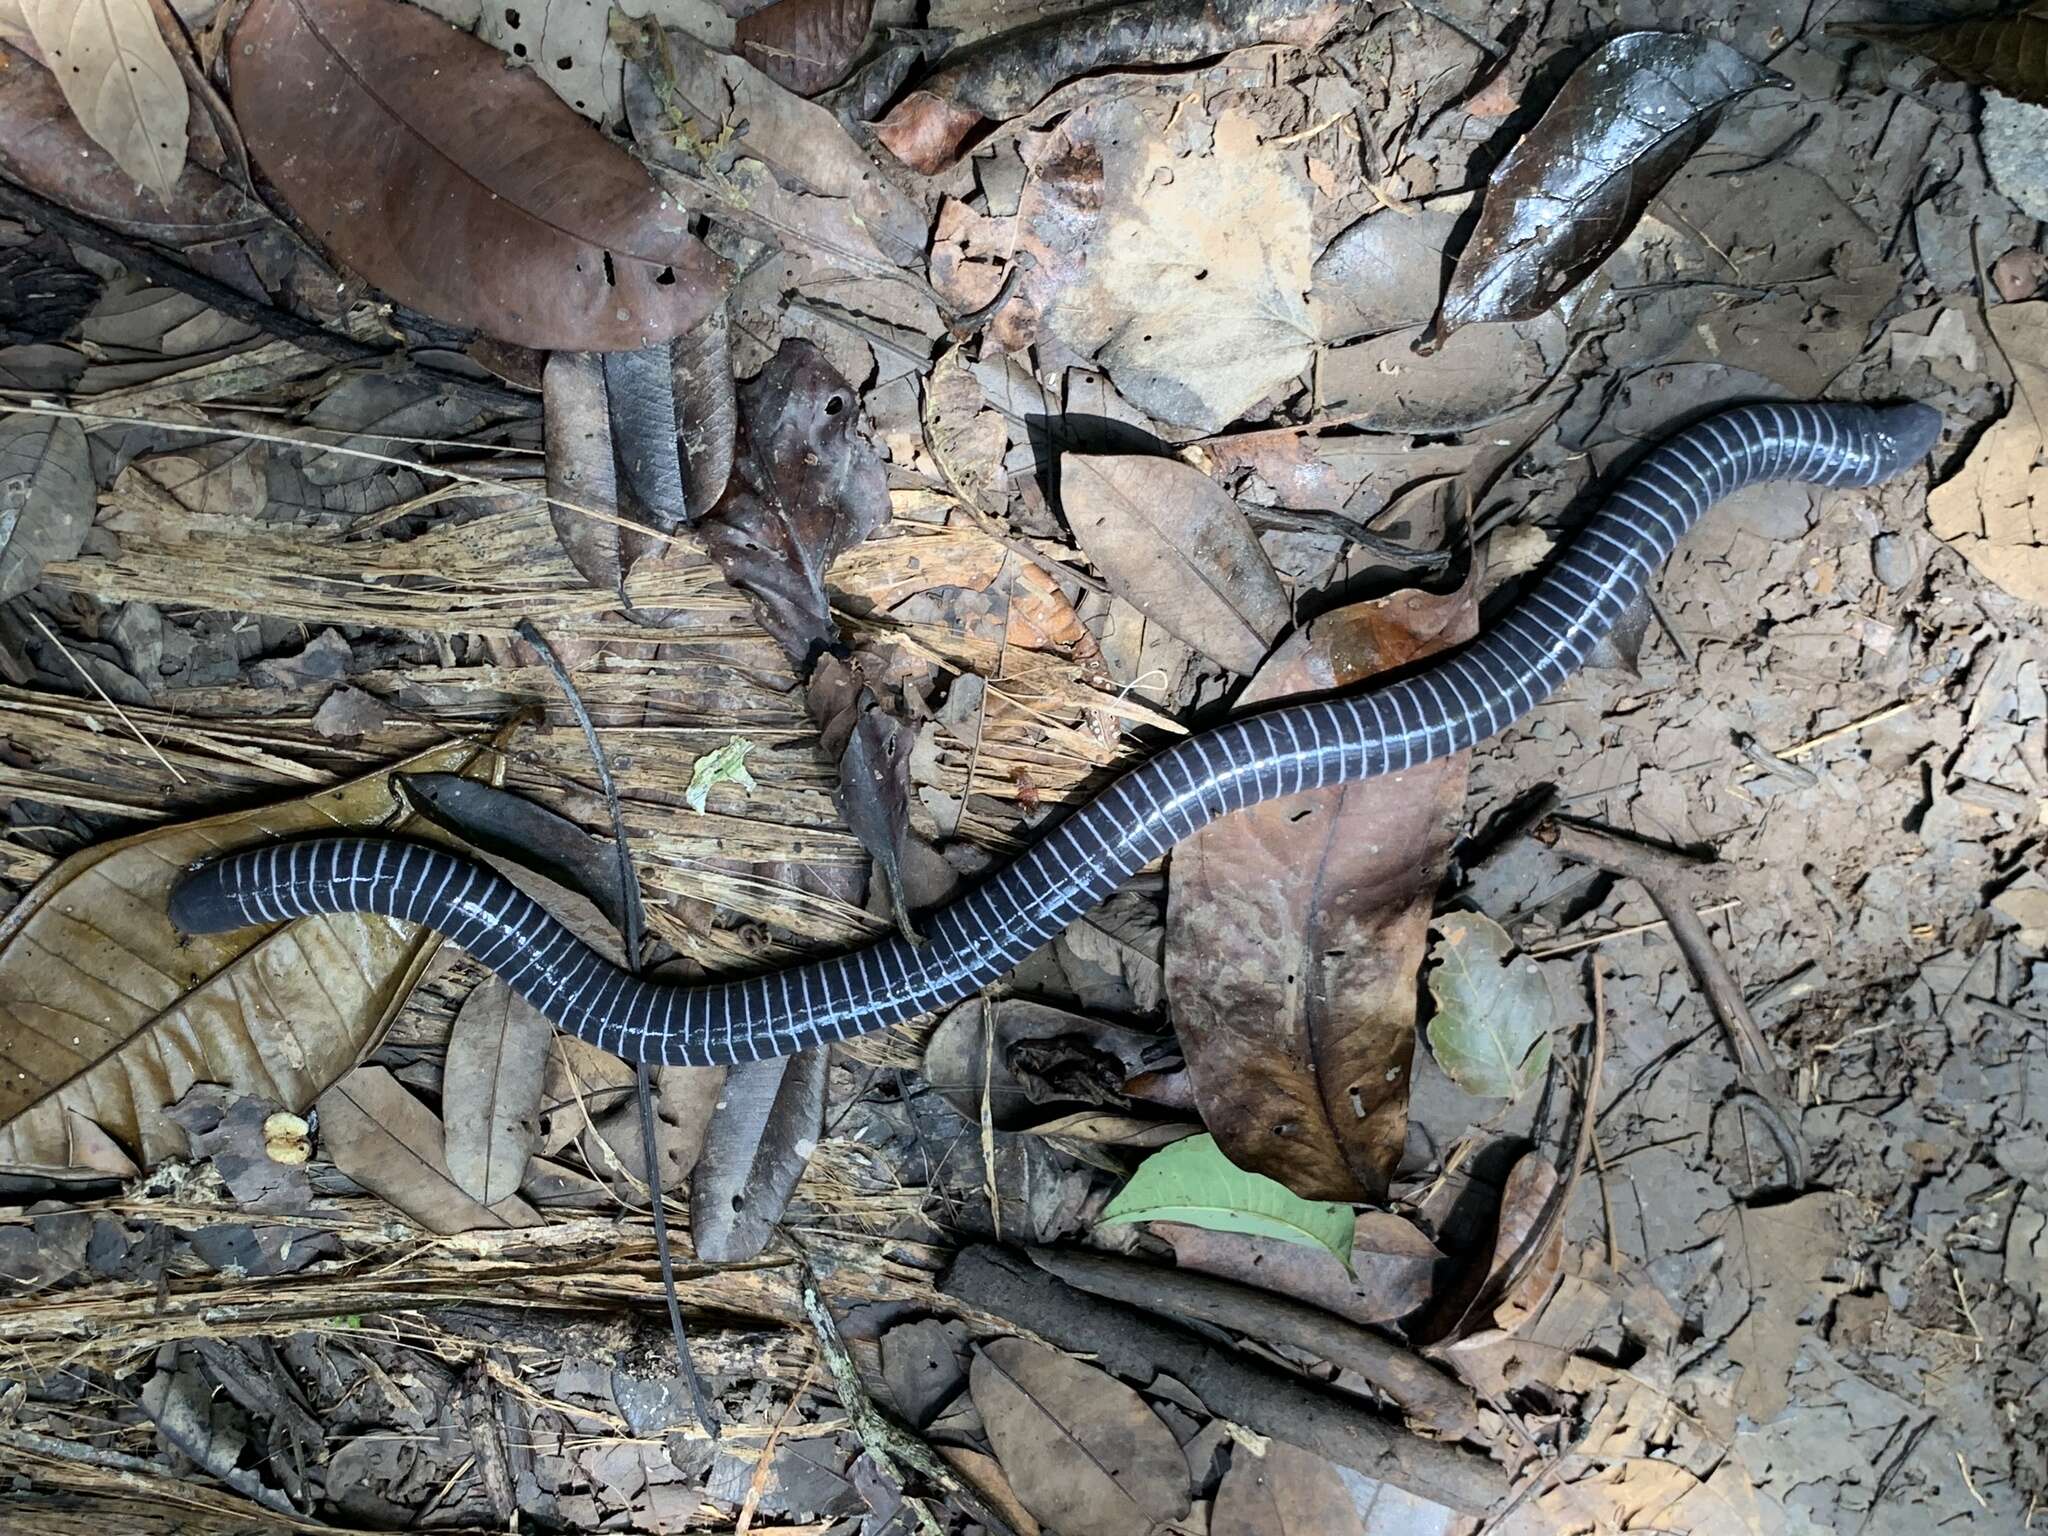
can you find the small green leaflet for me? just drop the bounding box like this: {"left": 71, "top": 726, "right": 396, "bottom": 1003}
{"left": 1097, "top": 1133, "right": 1354, "bottom": 1266}
{"left": 1424, "top": 911, "right": 1554, "bottom": 1100}
{"left": 686, "top": 737, "right": 758, "bottom": 813}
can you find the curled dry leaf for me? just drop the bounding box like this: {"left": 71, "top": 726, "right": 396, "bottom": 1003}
{"left": 1423, "top": 911, "right": 1554, "bottom": 1101}
{"left": 673, "top": 303, "right": 737, "bottom": 514}
{"left": 1060, "top": 454, "right": 1289, "bottom": 676}
{"left": 319, "top": 1065, "right": 540, "bottom": 1234}
{"left": 1487, "top": 1152, "right": 1566, "bottom": 1331}
{"left": 230, "top": 0, "right": 726, "bottom": 349}
{"left": 1167, "top": 581, "right": 1477, "bottom": 1202}
{"left": 1154, "top": 1209, "right": 1442, "bottom": 1327}
{"left": 1431, "top": 32, "right": 1778, "bottom": 345}
{"left": 443, "top": 977, "right": 552, "bottom": 1207}
{"left": 873, "top": 0, "right": 1346, "bottom": 173}
{"left": 0, "top": 412, "right": 93, "bottom": 602}
{"left": 22, "top": 0, "right": 189, "bottom": 201}
{"left": 969, "top": 1336, "right": 1192, "bottom": 1536}
{"left": 735, "top": 0, "right": 872, "bottom": 94}
{"left": 1832, "top": 3, "right": 2048, "bottom": 107}
{"left": 0, "top": 733, "right": 509, "bottom": 1176}
{"left": 1212, "top": 1440, "right": 1366, "bottom": 1536}
{"left": 688, "top": 1047, "right": 827, "bottom": 1261}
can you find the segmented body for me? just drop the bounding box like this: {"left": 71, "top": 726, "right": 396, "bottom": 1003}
{"left": 170, "top": 402, "right": 1941, "bottom": 1065}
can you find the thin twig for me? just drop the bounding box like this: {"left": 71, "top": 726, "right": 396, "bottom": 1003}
{"left": 798, "top": 1265, "right": 1019, "bottom": 1536}
{"left": 24, "top": 609, "right": 188, "bottom": 785}
{"left": 513, "top": 617, "right": 717, "bottom": 1437}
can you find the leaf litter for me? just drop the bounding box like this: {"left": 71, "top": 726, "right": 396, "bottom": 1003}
{"left": 0, "top": 0, "right": 2043, "bottom": 1529}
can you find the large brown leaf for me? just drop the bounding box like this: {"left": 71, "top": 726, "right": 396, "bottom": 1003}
{"left": 1212, "top": 1440, "right": 1365, "bottom": 1536}
{"left": 1060, "top": 454, "right": 1290, "bottom": 676}
{"left": 970, "top": 1335, "right": 1191, "bottom": 1536}
{"left": 1165, "top": 581, "right": 1477, "bottom": 1202}
{"left": 1432, "top": 32, "right": 1777, "bottom": 345}
{"left": 229, "top": 0, "right": 726, "bottom": 349}
{"left": 0, "top": 734, "right": 508, "bottom": 1176}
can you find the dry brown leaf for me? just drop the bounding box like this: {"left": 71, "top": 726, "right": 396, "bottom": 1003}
{"left": 0, "top": 412, "right": 94, "bottom": 602}
{"left": 1929, "top": 299, "right": 2045, "bottom": 603}
{"left": 1061, "top": 454, "right": 1288, "bottom": 675}
{"left": 734, "top": 0, "right": 871, "bottom": 94}
{"left": 1488, "top": 1456, "right": 1767, "bottom": 1536}
{"left": 1165, "top": 581, "right": 1477, "bottom": 1201}
{"left": 230, "top": 0, "right": 726, "bottom": 349}
{"left": 318, "top": 1065, "right": 540, "bottom": 1234}
{"left": 1488, "top": 1153, "right": 1565, "bottom": 1330}
{"left": 0, "top": 733, "right": 508, "bottom": 1176}
{"left": 970, "top": 1336, "right": 1191, "bottom": 1536}
{"left": 442, "top": 977, "right": 551, "bottom": 1207}
{"left": 1007, "top": 97, "right": 1316, "bottom": 433}
{"left": 1211, "top": 1440, "right": 1364, "bottom": 1536}
{"left": 1703, "top": 1191, "right": 1845, "bottom": 1422}
{"left": 1154, "top": 1209, "right": 1442, "bottom": 1326}
{"left": 22, "top": 0, "right": 188, "bottom": 200}
{"left": 689, "top": 1047, "right": 827, "bottom": 1261}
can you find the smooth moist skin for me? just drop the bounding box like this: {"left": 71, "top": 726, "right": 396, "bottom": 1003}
{"left": 171, "top": 401, "right": 1942, "bottom": 1066}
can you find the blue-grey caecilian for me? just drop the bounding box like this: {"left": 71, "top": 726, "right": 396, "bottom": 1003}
{"left": 171, "top": 401, "right": 1942, "bottom": 1066}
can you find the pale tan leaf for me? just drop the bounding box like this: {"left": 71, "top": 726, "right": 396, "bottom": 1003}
{"left": 443, "top": 977, "right": 551, "bottom": 1206}
{"left": 0, "top": 734, "right": 508, "bottom": 1176}
{"left": 1928, "top": 299, "right": 2047, "bottom": 603}
{"left": 1060, "top": 453, "right": 1288, "bottom": 675}
{"left": 318, "top": 1065, "right": 539, "bottom": 1234}
{"left": 22, "top": 0, "right": 188, "bottom": 199}
{"left": 970, "top": 1336, "right": 1191, "bottom": 1536}
{"left": 1212, "top": 1441, "right": 1365, "bottom": 1536}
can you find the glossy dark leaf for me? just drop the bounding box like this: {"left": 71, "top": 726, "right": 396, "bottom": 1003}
{"left": 1833, "top": 3, "right": 2048, "bottom": 107}
{"left": 689, "top": 1048, "right": 827, "bottom": 1261}
{"left": 395, "top": 773, "right": 631, "bottom": 935}
{"left": 604, "top": 345, "right": 687, "bottom": 530}
{"left": 1165, "top": 579, "right": 1478, "bottom": 1202}
{"left": 736, "top": 0, "right": 874, "bottom": 95}
{"left": 1432, "top": 32, "right": 1779, "bottom": 344}
{"left": 230, "top": 0, "right": 726, "bottom": 348}
{"left": 874, "top": 0, "right": 1347, "bottom": 173}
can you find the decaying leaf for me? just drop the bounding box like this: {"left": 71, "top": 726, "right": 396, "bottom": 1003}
{"left": 1098, "top": 1133, "right": 1353, "bottom": 1265}
{"left": 1486, "top": 1153, "right": 1566, "bottom": 1331}
{"left": 1005, "top": 97, "right": 1317, "bottom": 432}
{"left": 1167, "top": 583, "right": 1477, "bottom": 1201}
{"left": 685, "top": 737, "right": 759, "bottom": 813}
{"left": 1060, "top": 454, "right": 1289, "bottom": 675}
{"left": 1154, "top": 1210, "right": 1441, "bottom": 1326}
{"left": 1309, "top": 201, "right": 1464, "bottom": 343}
{"left": 22, "top": 0, "right": 189, "bottom": 201}
{"left": 0, "top": 734, "right": 508, "bottom": 1175}
{"left": 0, "top": 412, "right": 93, "bottom": 602}
{"left": 1212, "top": 1440, "right": 1365, "bottom": 1536}
{"left": 230, "top": 0, "right": 726, "bottom": 349}
{"left": 1424, "top": 912, "right": 1554, "bottom": 1101}
{"left": 319, "top": 1065, "right": 540, "bottom": 1234}
{"left": 1432, "top": 32, "right": 1778, "bottom": 344}
{"left": 1929, "top": 299, "right": 2044, "bottom": 603}
{"left": 735, "top": 0, "right": 872, "bottom": 94}
{"left": 443, "top": 978, "right": 551, "bottom": 1207}
{"left": 168, "top": 1087, "right": 313, "bottom": 1212}
{"left": 970, "top": 1336, "right": 1192, "bottom": 1536}
{"left": 1833, "top": 3, "right": 2048, "bottom": 107}
{"left": 881, "top": 1316, "right": 970, "bottom": 1430}
{"left": 604, "top": 344, "right": 688, "bottom": 530}
{"left": 1703, "top": 1192, "right": 1846, "bottom": 1422}
{"left": 699, "top": 340, "right": 891, "bottom": 660}
{"left": 873, "top": 0, "right": 1346, "bottom": 173}
{"left": 689, "top": 1047, "right": 827, "bottom": 1261}
{"left": 922, "top": 996, "right": 1180, "bottom": 1133}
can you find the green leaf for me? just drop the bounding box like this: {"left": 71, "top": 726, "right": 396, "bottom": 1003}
{"left": 1097, "top": 1133, "right": 1353, "bottom": 1264}
{"left": 1423, "top": 911, "right": 1554, "bottom": 1100}
{"left": 685, "top": 736, "right": 758, "bottom": 813}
